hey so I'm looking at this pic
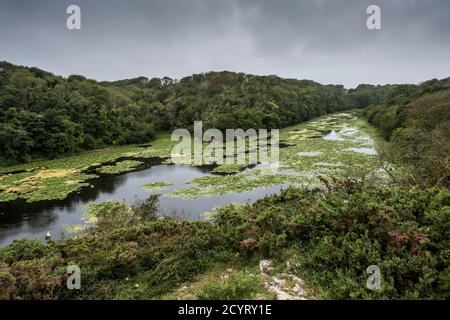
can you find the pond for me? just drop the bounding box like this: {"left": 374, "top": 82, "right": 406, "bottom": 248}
{"left": 0, "top": 163, "right": 286, "bottom": 247}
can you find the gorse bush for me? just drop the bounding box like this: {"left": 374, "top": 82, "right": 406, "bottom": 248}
{"left": 214, "top": 180, "right": 450, "bottom": 299}
{"left": 0, "top": 196, "right": 223, "bottom": 299}
{"left": 197, "top": 270, "right": 262, "bottom": 300}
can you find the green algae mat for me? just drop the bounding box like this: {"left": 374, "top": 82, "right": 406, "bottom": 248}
{"left": 0, "top": 112, "right": 381, "bottom": 203}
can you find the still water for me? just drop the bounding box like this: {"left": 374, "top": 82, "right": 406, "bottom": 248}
{"left": 0, "top": 163, "right": 285, "bottom": 247}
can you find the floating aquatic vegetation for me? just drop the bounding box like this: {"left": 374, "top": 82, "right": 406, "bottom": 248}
{"left": 63, "top": 224, "right": 86, "bottom": 234}
{"left": 170, "top": 166, "right": 308, "bottom": 199}
{"left": 323, "top": 131, "right": 345, "bottom": 141}
{"left": 0, "top": 133, "right": 176, "bottom": 203}
{"left": 0, "top": 112, "right": 381, "bottom": 205}
{"left": 314, "top": 162, "right": 343, "bottom": 167}
{"left": 211, "top": 164, "right": 249, "bottom": 174}
{"left": 168, "top": 112, "right": 380, "bottom": 200}
{"left": 344, "top": 147, "right": 377, "bottom": 156}
{"left": 140, "top": 181, "right": 175, "bottom": 192}
{"left": 0, "top": 170, "right": 97, "bottom": 203}
{"left": 96, "top": 160, "right": 143, "bottom": 174}
{"left": 83, "top": 200, "right": 124, "bottom": 224}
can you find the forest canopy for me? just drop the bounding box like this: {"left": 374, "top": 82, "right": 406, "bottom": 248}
{"left": 0, "top": 61, "right": 358, "bottom": 163}
{"left": 365, "top": 77, "right": 450, "bottom": 187}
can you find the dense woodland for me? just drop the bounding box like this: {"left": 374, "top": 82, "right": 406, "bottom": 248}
{"left": 365, "top": 78, "right": 450, "bottom": 187}
{"left": 0, "top": 60, "right": 373, "bottom": 164}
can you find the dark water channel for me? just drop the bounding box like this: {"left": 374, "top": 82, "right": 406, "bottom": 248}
{"left": 0, "top": 162, "right": 285, "bottom": 247}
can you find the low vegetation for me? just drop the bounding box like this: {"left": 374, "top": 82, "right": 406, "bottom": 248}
{"left": 170, "top": 112, "right": 380, "bottom": 199}
{"left": 0, "top": 111, "right": 378, "bottom": 203}
{"left": 1, "top": 176, "right": 448, "bottom": 300}
{"left": 140, "top": 181, "right": 174, "bottom": 192}
{"left": 0, "top": 132, "right": 176, "bottom": 203}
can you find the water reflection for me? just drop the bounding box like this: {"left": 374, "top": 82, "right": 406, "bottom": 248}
{"left": 323, "top": 130, "right": 345, "bottom": 141}
{"left": 0, "top": 164, "right": 284, "bottom": 247}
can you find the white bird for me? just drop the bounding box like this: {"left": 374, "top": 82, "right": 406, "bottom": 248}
{"left": 45, "top": 231, "right": 51, "bottom": 238}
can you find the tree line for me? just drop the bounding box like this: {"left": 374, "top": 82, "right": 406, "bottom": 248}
{"left": 0, "top": 61, "right": 361, "bottom": 164}
{"left": 364, "top": 77, "right": 450, "bottom": 187}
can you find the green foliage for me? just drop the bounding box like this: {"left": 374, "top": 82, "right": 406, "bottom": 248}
{"left": 197, "top": 270, "right": 262, "bottom": 300}
{"left": 0, "top": 61, "right": 353, "bottom": 164}
{"left": 0, "top": 61, "right": 156, "bottom": 164}
{"left": 0, "top": 195, "right": 223, "bottom": 299}
{"left": 140, "top": 181, "right": 174, "bottom": 192}
{"left": 347, "top": 84, "right": 393, "bottom": 108}
{"left": 0, "top": 60, "right": 449, "bottom": 301}
{"left": 365, "top": 77, "right": 450, "bottom": 187}
{"left": 213, "top": 180, "right": 450, "bottom": 299}
{"left": 0, "top": 180, "right": 448, "bottom": 299}
{"left": 0, "top": 240, "right": 48, "bottom": 265}
{"left": 96, "top": 160, "right": 143, "bottom": 174}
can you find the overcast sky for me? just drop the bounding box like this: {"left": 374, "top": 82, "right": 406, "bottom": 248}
{"left": 1, "top": 0, "right": 449, "bottom": 88}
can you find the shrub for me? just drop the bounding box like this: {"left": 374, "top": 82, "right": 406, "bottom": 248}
{"left": 197, "top": 271, "right": 262, "bottom": 300}
{"left": 213, "top": 180, "right": 450, "bottom": 299}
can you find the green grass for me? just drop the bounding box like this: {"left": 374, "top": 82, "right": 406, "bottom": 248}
{"left": 196, "top": 270, "right": 265, "bottom": 300}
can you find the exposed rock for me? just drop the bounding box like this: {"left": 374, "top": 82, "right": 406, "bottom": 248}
{"left": 259, "top": 259, "right": 310, "bottom": 300}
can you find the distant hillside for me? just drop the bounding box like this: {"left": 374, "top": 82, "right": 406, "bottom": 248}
{"left": 0, "top": 61, "right": 352, "bottom": 163}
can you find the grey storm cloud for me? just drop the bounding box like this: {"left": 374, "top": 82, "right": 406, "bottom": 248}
{"left": 0, "top": 0, "right": 449, "bottom": 87}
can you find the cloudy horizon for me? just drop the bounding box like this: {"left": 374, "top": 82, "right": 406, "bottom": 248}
{"left": 1, "top": 0, "right": 449, "bottom": 88}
